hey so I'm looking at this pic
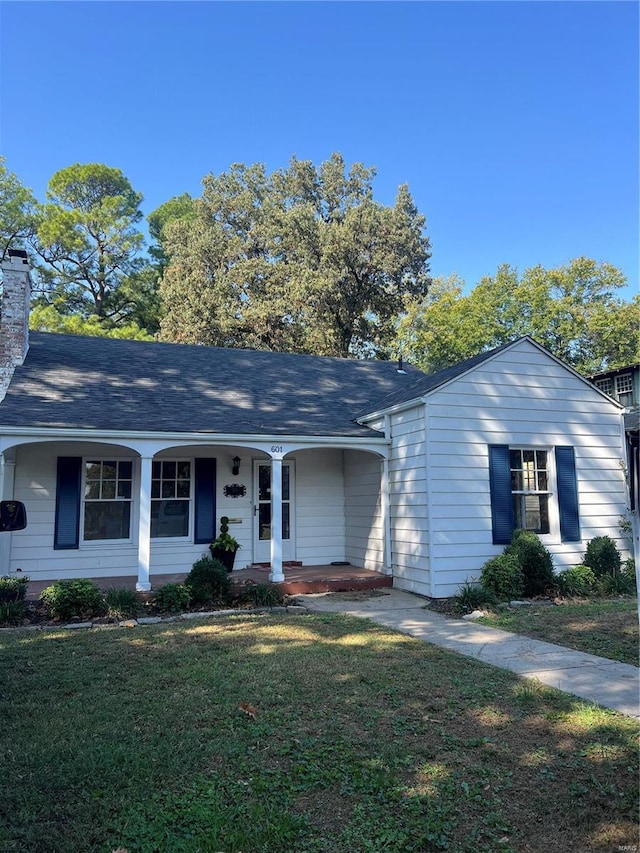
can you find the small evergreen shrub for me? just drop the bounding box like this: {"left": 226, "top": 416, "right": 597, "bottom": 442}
{"left": 557, "top": 564, "right": 596, "bottom": 598}
{"left": 185, "top": 556, "right": 233, "bottom": 605}
{"left": 583, "top": 536, "right": 622, "bottom": 578}
{"left": 0, "top": 601, "right": 27, "bottom": 626}
{"left": 0, "top": 575, "right": 29, "bottom": 604}
{"left": 239, "top": 582, "right": 285, "bottom": 607}
{"left": 104, "top": 587, "right": 141, "bottom": 619}
{"left": 453, "top": 581, "right": 498, "bottom": 614}
{"left": 40, "top": 579, "right": 106, "bottom": 621}
{"left": 153, "top": 583, "right": 191, "bottom": 613}
{"left": 480, "top": 554, "right": 524, "bottom": 600}
{"left": 506, "top": 529, "right": 555, "bottom": 597}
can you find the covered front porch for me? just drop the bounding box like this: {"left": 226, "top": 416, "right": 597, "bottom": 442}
{"left": 1, "top": 431, "right": 393, "bottom": 593}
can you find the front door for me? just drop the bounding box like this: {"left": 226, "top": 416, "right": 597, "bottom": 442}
{"left": 253, "top": 461, "right": 294, "bottom": 563}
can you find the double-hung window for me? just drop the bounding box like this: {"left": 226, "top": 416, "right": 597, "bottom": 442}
{"left": 83, "top": 460, "right": 133, "bottom": 541}
{"left": 56, "top": 456, "right": 215, "bottom": 550}
{"left": 489, "top": 444, "right": 580, "bottom": 545}
{"left": 509, "top": 449, "right": 550, "bottom": 534}
{"left": 615, "top": 374, "right": 633, "bottom": 407}
{"left": 151, "top": 460, "right": 191, "bottom": 538}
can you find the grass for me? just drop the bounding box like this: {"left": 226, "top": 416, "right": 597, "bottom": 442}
{"left": 1, "top": 613, "right": 638, "bottom": 853}
{"left": 475, "top": 599, "right": 639, "bottom": 666}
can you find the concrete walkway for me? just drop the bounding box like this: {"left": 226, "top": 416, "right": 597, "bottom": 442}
{"left": 300, "top": 589, "right": 639, "bottom": 719}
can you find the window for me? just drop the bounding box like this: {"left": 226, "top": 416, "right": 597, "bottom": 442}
{"left": 489, "top": 444, "right": 580, "bottom": 545}
{"left": 83, "top": 460, "right": 132, "bottom": 541}
{"left": 151, "top": 460, "right": 191, "bottom": 538}
{"left": 615, "top": 374, "right": 633, "bottom": 407}
{"left": 509, "top": 449, "right": 550, "bottom": 534}
{"left": 595, "top": 378, "right": 612, "bottom": 395}
{"left": 55, "top": 456, "right": 216, "bottom": 550}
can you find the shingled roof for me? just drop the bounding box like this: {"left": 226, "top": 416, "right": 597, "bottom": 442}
{"left": 0, "top": 332, "right": 434, "bottom": 437}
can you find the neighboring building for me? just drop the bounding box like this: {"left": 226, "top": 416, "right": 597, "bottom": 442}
{"left": 0, "top": 250, "right": 631, "bottom": 597}
{"left": 590, "top": 364, "right": 639, "bottom": 414}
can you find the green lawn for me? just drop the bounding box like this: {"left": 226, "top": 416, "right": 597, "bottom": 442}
{"left": 475, "top": 599, "right": 639, "bottom": 666}
{"left": 1, "top": 613, "right": 638, "bottom": 853}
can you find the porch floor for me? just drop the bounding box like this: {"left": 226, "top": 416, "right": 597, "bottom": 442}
{"left": 232, "top": 564, "right": 393, "bottom": 595}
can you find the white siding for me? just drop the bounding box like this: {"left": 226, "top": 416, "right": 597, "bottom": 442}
{"left": 425, "top": 339, "right": 628, "bottom": 597}
{"left": 293, "top": 449, "right": 346, "bottom": 565}
{"left": 386, "top": 405, "right": 431, "bottom": 597}
{"left": 344, "top": 449, "right": 384, "bottom": 571}
{"left": 7, "top": 443, "right": 255, "bottom": 583}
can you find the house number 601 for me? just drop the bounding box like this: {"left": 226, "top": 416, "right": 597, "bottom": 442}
{"left": 270, "top": 445, "right": 283, "bottom": 453}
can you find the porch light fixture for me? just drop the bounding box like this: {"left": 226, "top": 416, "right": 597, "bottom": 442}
{"left": 232, "top": 456, "right": 241, "bottom": 476}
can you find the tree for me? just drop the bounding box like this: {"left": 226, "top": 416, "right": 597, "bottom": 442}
{"left": 29, "top": 304, "right": 153, "bottom": 340}
{"left": 148, "top": 193, "right": 195, "bottom": 275}
{"left": 0, "top": 158, "right": 37, "bottom": 261}
{"left": 395, "top": 258, "right": 638, "bottom": 375}
{"left": 158, "top": 153, "right": 431, "bottom": 357}
{"left": 34, "top": 163, "right": 145, "bottom": 319}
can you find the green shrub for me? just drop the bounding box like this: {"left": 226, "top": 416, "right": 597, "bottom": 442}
{"left": 583, "top": 536, "right": 622, "bottom": 578}
{"left": 506, "top": 529, "right": 555, "bottom": 597}
{"left": 480, "top": 554, "right": 524, "bottom": 600}
{"left": 153, "top": 583, "right": 191, "bottom": 613}
{"left": 557, "top": 564, "right": 596, "bottom": 598}
{"left": 239, "top": 582, "right": 285, "bottom": 607}
{"left": 453, "top": 581, "right": 498, "bottom": 614}
{"left": 595, "top": 560, "right": 637, "bottom": 596}
{"left": 40, "top": 579, "right": 106, "bottom": 621}
{"left": 104, "top": 587, "right": 141, "bottom": 619}
{"left": 0, "top": 575, "right": 29, "bottom": 604}
{"left": 0, "top": 601, "right": 27, "bottom": 626}
{"left": 185, "top": 556, "right": 233, "bottom": 605}
{"left": 621, "top": 559, "right": 637, "bottom": 594}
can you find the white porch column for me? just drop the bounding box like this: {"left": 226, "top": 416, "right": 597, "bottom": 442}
{"left": 0, "top": 452, "right": 16, "bottom": 575}
{"left": 269, "top": 458, "right": 284, "bottom": 582}
{"left": 137, "top": 456, "right": 152, "bottom": 592}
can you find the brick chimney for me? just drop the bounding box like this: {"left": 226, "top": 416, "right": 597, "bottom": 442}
{"left": 0, "top": 249, "right": 32, "bottom": 401}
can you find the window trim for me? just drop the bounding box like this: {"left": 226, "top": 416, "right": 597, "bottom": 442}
{"left": 80, "top": 457, "right": 135, "bottom": 546}
{"left": 508, "top": 447, "right": 557, "bottom": 540}
{"left": 150, "top": 457, "right": 194, "bottom": 541}
{"left": 489, "top": 444, "right": 570, "bottom": 545}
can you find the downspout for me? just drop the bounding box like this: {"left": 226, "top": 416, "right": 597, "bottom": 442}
{"left": 424, "top": 401, "right": 434, "bottom": 598}
{"left": 382, "top": 415, "right": 392, "bottom": 576}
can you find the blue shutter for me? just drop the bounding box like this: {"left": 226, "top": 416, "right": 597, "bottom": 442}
{"left": 194, "top": 458, "right": 216, "bottom": 544}
{"left": 555, "top": 446, "right": 580, "bottom": 542}
{"left": 54, "top": 457, "right": 81, "bottom": 550}
{"left": 488, "top": 445, "right": 515, "bottom": 545}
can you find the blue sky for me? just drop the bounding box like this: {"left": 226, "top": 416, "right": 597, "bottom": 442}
{"left": 1, "top": 1, "right": 638, "bottom": 299}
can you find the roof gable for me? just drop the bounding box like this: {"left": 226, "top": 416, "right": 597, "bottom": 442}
{"left": 357, "top": 336, "right": 624, "bottom": 419}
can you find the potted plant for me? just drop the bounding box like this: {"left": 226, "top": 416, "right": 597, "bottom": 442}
{"left": 209, "top": 516, "right": 240, "bottom": 572}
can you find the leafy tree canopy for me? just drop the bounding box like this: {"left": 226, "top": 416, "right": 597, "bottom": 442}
{"left": 0, "top": 157, "right": 37, "bottom": 261}
{"left": 147, "top": 193, "right": 195, "bottom": 273}
{"left": 29, "top": 304, "right": 153, "bottom": 340}
{"left": 34, "top": 163, "right": 145, "bottom": 319}
{"left": 395, "top": 258, "right": 639, "bottom": 375}
{"left": 158, "top": 153, "right": 432, "bottom": 357}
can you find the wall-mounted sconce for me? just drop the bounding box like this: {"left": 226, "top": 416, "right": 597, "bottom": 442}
{"left": 232, "top": 456, "right": 241, "bottom": 476}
